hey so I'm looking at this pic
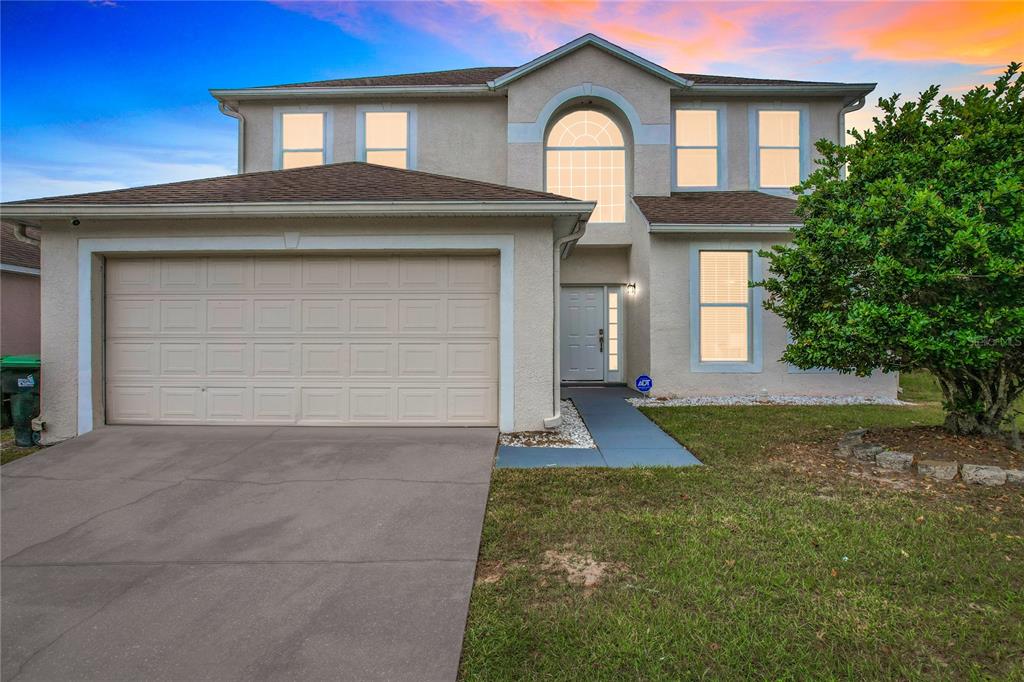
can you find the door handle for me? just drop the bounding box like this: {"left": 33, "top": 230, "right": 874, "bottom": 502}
{"left": 598, "top": 328, "right": 604, "bottom": 353}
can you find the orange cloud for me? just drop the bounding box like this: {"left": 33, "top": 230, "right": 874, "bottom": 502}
{"left": 837, "top": 1, "right": 1024, "bottom": 65}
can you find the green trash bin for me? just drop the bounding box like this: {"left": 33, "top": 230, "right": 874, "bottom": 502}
{"left": 1, "top": 355, "right": 41, "bottom": 447}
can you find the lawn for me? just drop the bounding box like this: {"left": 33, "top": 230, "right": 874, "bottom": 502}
{"left": 1, "top": 427, "right": 41, "bottom": 465}
{"left": 460, "top": 374, "right": 1024, "bottom": 680}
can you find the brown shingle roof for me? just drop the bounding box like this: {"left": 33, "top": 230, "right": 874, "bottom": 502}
{"left": 0, "top": 222, "right": 40, "bottom": 269}
{"left": 5, "top": 162, "right": 578, "bottom": 206}
{"left": 633, "top": 192, "right": 801, "bottom": 225}
{"left": 244, "top": 67, "right": 851, "bottom": 90}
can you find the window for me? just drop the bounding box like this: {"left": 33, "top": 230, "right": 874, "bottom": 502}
{"left": 698, "top": 251, "right": 751, "bottom": 363}
{"left": 756, "top": 110, "right": 802, "bottom": 189}
{"left": 545, "top": 109, "right": 626, "bottom": 223}
{"left": 674, "top": 107, "right": 722, "bottom": 189}
{"left": 607, "top": 289, "right": 620, "bottom": 372}
{"left": 363, "top": 111, "right": 409, "bottom": 169}
{"left": 280, "top": 113, "right": 325, "bottom": 169}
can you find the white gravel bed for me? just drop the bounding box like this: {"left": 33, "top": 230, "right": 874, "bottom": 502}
{"left": 499, "top": 400, "right": 596, "bottom": 448}
{"left": 627, "top": 395, "right": 909, "bottom": 407}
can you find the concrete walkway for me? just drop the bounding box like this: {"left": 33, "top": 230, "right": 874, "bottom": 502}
{"left": 2, "top": 425, "right": 497, "bottom": 681}
{"left": 497, "top": 387, "right": 700, "bottom": 468}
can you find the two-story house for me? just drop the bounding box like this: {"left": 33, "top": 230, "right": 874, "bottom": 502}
{"left": 2, "top": 34, "right": 896, "bottom": 443}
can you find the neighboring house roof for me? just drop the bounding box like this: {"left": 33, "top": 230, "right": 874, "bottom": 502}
{"left": 633, "top": 192, "right": 801, "bottom": 228}
{"left": 4, "top": 162, "right": 577, "bottom": 206}
{"left": 0, "top": 221, "right": 40, "bottom": 270}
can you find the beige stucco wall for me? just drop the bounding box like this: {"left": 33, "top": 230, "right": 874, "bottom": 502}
{"left": 648, "top": 234, "right": 898, "bottom": 398}
{"left": 1, "top": 271, "right": 41, "bottom": 355}
{"left": 560, "top": 246, "right": 630, "bottom": 285}
{"left": 237, "top": 97, "right": 508, "bottom": 184}
{"left": 37, "top": 216, "right": 557, "bottom": 443}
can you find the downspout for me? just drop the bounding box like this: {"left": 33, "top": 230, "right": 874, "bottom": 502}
{"left": 218, "top": 101, "right": 246, "bottom": 173}
{"left": 12, "top": 221, "right": 40, "bottom": 247}
{"left": 838, "top": 96, "right": 866, "bottom": 148}
{"left": 544, "top": 217, "right": 588, "bottom": 428}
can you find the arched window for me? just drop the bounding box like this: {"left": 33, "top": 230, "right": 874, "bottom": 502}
{"left": 545, "top": 109, "right": 626, "bottom": 223}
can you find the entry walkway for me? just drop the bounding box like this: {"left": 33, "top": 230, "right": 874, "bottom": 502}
{"left": 497, "top": 386, "right": 701, "bottom": 468}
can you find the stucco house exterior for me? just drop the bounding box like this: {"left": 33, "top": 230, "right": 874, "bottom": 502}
{"left": 1, "top": 34, "right": 896, "bottom": 444}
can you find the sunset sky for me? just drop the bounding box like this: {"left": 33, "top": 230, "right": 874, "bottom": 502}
{"left": 1, "top": 0, "right": 1020, "bottom": 201}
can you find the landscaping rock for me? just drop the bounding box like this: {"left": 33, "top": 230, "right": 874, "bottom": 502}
{"left": 917, "top": 460, "right": 958, "bottom": 481}
{"left": 961, "top": 464, "right": 1007, "bottom": 486}
{"left": 836, "top": 430, "right": 867, "bottom": 457}
{"left": 1005, "top": 469, "right": 1024, "bottom": 485}
{"left": 876, "top": 450, "right": 914, "bottom": 471}
{"left": 851, "top": 444, "right": 884, "bottom": 463}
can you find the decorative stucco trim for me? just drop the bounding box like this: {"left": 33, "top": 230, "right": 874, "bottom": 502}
{"left": 671, "top": 101, "right": 729, "bottom": 191}
{"left": 0, "top": 263, "right": 40, "bottom": 276}
{"left": 272, "top": 105, "right": 334, "bottom": 171}
{"left": 76, "top": 234, "right": 517, "bottom": 435}
{"left": 355, "top": 104, "right": 419, "bottom": 170}
{"left": 748, "top": 103, "right": 811, "bottom": 197}
{"left": 508, "top": 83, "right": 669, "bottom": 145}
{"left": 489, "top": 34, "right": 693, "bottom": 90}
{"left": 688, "top": 241, "right": 764, "bottom": 374}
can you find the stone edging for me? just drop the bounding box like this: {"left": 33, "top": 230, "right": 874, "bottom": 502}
{"left": 837, "top": 430, "right": 1024, "bottom": 487}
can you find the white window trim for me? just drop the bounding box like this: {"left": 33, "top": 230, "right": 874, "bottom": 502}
{"left": 748, "top": 104, "right": 810, "bottom": 196}
{"left": 689, "top": 242, "right": 763, "bottom": 373}
{"left": 543, "top": 109, "right": 629, "bottom": 225}
{"left": 76, "top": 234, "right": 514, "bottom": 434}
{"left": 356, "top": 104, "right": 417, "bottom": 170}
{"left": 273, "top": 105, "right": 333, "bottom": 171}
{"left": 672, "top": 102, "right": 728, "bottom": 191}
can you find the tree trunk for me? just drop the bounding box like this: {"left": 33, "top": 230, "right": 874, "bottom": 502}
{"left": 931, "top": 366, "right": 1022, "bottom": 436}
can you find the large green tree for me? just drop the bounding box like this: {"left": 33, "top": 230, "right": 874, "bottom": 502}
{"left": 758, "top": 65, "right": 1024, "bottom": 435}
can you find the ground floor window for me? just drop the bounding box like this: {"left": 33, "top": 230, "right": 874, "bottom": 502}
{"left": 607, "top": 289, "right": 620, "bottom": 372}
{"left": 698, "top": 250, "right": 752, "bottom": 363}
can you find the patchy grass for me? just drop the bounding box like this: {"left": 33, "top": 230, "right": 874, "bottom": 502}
{"left": 1, "top": 428, "right": 41, "bottom": 466}
{"left": 900, "top": 369, "right": 1024, "bottom": 428}
{"left": 461, "top": 385, "right": 1024, "bottom": 680}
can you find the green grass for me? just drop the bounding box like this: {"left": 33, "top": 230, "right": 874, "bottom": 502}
{"left": 461, "top": 381, "right": 1024, "bottom": 680}
{"left": 1, "top": 428, "right": 42, "bottom": 465}
{"left": 899, "top": 369, "right": 1024, "bottom": 427}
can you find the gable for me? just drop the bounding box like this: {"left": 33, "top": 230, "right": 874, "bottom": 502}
{"left": 490, "top": 34, "right": 692, "bottom": 90}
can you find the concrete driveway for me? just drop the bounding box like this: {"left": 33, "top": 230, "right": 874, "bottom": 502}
{"left": 1, "top": 425, "right": 497, "bottom": 681}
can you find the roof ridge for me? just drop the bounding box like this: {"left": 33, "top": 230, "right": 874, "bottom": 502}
{"left": 245, "top": 66, "right": 517, "bottom": 90}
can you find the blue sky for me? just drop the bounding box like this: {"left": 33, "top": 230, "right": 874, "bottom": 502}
{"left": 1, "top": 1, "right": 1018, "bottom": 201}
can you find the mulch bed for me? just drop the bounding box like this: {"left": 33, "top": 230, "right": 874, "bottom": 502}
{"left": 866, "top": 426, "right": 1024, "bottom": 469}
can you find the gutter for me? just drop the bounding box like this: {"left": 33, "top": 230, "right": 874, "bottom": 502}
{"left": 210, "top": 84, "right": 495, "bottom": 100}
{"left": 218, "top": 101, "right": 246, "bottom": 172}
{"left": 0, "top": 264, "right": 40, "bottom": 276}
{"left": 0, "top": 200, "right": 597, "bottom": 221}
{"left": 544, "top": 217, "right": 588, "bottom": 429}
{"left": 686, "top": 83, "right": 876, "bottom": 97}
{"left": 649, "top": 222, "right": 797, "bottom": 234}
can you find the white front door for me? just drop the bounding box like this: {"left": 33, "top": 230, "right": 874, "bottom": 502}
{"left": 560, "top": 286, "right": 604, "bottom": 381}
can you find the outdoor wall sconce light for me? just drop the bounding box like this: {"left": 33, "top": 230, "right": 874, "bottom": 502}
{"left": 626, "top": 282, "right": 637, "bottom": 295}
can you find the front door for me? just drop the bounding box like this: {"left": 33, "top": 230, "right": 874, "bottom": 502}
{"left": 560, "top": 286, "right": 604, "bottom": 381}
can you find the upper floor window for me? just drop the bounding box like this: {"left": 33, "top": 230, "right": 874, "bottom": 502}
{"left": 674, "top": 106, "right": 724, "bottom": 189}
{"left": 360, "top": 110, "right": 411, "bottom": 169}
{"left": 545, "top": 109, "right": 625, "bottom": 223}
{"left": 280, "top": 112, "right": 326, "bottom": 169}
{"left": 754, "top": 109, "right": 803, "bottom": 190}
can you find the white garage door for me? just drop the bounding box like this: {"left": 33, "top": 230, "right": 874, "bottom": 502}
{"left": 105, "top": 255, "right": 499, "bottom": 426}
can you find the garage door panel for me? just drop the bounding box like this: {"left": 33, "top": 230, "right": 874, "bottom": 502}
{"left": 105, "top": 255, "right": 498, "bottom": 426}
